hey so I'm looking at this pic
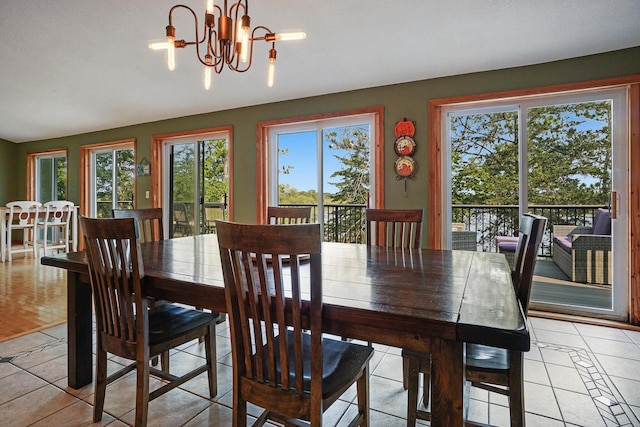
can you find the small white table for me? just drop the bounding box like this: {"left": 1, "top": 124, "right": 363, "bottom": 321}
{"left": 1, "top": 205, "right": 78, "bottom": 262}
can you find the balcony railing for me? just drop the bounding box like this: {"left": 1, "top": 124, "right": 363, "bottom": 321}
{"left": 280, "top": 203, "right": 608, "bottom": 257}
{"left": 452, "top": 204, "right": 608, "bottom": 257}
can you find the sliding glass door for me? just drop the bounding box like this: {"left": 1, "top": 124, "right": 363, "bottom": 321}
{"left": 443, "top": 88, "right": 628, "bottom": 320}
{"left": 35, "top": 153, "right": 67, "bottom": 203}
{"left": 269, "top": 114, "right": 375, "bottom": 243}
{"left": 89, "top": 147, "right": 135, "bottom": 218}
{"left": 163, "top": 135, "right": 229, "bottom": 238}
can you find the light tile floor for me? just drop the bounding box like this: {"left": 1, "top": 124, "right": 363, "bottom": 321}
{"left": 1, "top": 317, "right": 639, "bottom": 426}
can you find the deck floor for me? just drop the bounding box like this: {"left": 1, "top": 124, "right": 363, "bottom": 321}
{"left": 531, "top": 259, "right": 612, "bottom": 310}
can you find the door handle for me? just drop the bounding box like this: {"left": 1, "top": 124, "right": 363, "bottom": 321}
{"left": 611, "top": 191, "right": 617, "bottom": 219}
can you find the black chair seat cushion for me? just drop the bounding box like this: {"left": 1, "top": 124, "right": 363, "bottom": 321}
{"left": 465, "top": 343, "right": 509, "bottom": 372}
{"left": 263, "top": 331, "right": 373, "bottom": 399}
{"left": 148, "top": 303, "right": 217, "bottom": 346}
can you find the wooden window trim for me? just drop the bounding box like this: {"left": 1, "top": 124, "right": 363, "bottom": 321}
{"left": 151, "top": 126, "right": 234, "bottom": 220}
{"left": 428, "top": 74, "right": 640, "bottom": 325}
{"left": 256, "top": 106, "right": 384, "bottom": 224}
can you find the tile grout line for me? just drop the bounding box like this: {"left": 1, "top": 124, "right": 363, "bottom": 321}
{"left": 534, "top": 339, "right": 639, "bottom": 426}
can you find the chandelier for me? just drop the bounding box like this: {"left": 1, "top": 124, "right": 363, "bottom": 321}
{"left": 149, "top": 0, "right": 306, "bottom": 89}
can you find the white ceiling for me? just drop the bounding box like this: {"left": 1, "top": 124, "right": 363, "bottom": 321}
{"left": 1, "top": 0, "right": 639, "bottom": 143}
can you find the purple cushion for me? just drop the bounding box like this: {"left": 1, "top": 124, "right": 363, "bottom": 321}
{"left": 499, "top": 242, "right": 518, "bottom": 253}
{"left": 496, "top": 236, "right": 519, "bottom": 244}
{"left": 553, "top": 236, "right": 572, "bottom": 253}
{"left": 592, "top": 208, "right": 611, "bottom": 235}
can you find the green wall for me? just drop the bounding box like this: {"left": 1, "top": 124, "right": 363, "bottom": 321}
{"left": 11, "top": 46, "right": 640, "bottom": 226}
{"left": 0, "top": 138, "right": 18, "bottom": 204}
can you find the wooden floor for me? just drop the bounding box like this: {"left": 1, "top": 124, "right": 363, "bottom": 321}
{"left": 0, "top": 254, "right": 67, "bottom": 342}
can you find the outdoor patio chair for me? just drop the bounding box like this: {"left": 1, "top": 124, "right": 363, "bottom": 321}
{"left": 552, "top": 207, "right": 612, "bottom": 285}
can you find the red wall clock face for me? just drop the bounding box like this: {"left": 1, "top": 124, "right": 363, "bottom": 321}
{"left": 394, "top": 156, "right": 416, "bottom": 178}
{"left": 394, "top": 136, "right": 416, "bottom": 156}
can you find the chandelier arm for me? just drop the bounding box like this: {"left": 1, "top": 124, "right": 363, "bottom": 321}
{"left": 169, "top": 4, "right": 213, "bottom": 68}
{"left": 250, "top": 25, "right": 274, "bottom": 42}
{"left": 226, "top": 1, "right": 247, "bottom": 66}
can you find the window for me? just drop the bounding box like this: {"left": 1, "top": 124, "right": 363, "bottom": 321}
{"left": 257, "top": 107, "right": 384, "bottom": 242}
{"left": 80, "top": 139, "right": 135, "bottom": 219}
{"left": 27, "top": 150, "right": 68, "bottom": 202}
{"left": 151, "top": 127, "right": 233, "bottom": 238}
{"left": 436, "top": 87, "right": 629, "bottom": 320}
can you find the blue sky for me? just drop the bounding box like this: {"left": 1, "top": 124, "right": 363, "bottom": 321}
{"left": 277, "top": 131, "right": 346, "bottom": 194}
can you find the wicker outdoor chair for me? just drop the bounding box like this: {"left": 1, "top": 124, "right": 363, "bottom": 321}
{"left": 552, "top": 208, "right": 612, "bottom": 285}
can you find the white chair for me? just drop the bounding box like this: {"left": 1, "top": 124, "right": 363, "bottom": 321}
{"left": 5, "top": 201, "right": 42, "bottom": 261}
{"left": 36, "top": 201, "right": 75, "bottom": 257}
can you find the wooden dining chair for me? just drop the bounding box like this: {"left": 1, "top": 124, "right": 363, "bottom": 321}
{"left": 403, "top": 213, "right": 547, "bottom": 427}
{"left": 365, "top": 208, "right": 423, "bottom": 249}
{"left": 267, "top": 206, "right": 312, "bottom": 224}
{"left": 80, "top": 216, "right": 219, "bottom": 427}
{"left": 216, "top": 220, "right": 373, "bottom": 426}
{"left": 35, "top": 200, "right": 75, "bottom": 257}
{"left": 5, "top": 201, "right": 42, "bottom": 261}
{"left": 112, "top": 208, "right": 164, "bottom": 242}
{"left": 112, "top": 208, "right": 169, "bottom": 367}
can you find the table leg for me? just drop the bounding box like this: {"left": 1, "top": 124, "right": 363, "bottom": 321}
{"left": 430, "top": 337, "right": 464, "bottom": 427}
{"left": 67, "top": 271, "right": 93, "bottom": 389}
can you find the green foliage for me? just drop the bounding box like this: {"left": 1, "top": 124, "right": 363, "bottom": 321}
{"left": 451, "top": 101, "right": 611, "bottom": 207}
{"left": 325, "top": 126, "right": 370, "bottom": 205}
{"left": 94, "top": 148, "right": 135, "bottom": 217}
{"left": 201, "top": 138, "right": 229, "bottom": 203}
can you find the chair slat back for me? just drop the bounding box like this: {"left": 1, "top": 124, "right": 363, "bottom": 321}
{"left": 512, "top": 213, "right": 547, "bottom": 313}
{"left": 6, "top": 201, "right": 41, "bottom": 227}
{"left": 112, "top": 208, "right": 164, "bottom": 243}
{"left": 43, "top": 201, "right": 74, "bottom": 226}
{"left": 366, "top": 208, "right": 423, "bottom": 249}
{"left": 80, "top": 216, "right": 146, "bottom": 344}
{"left": 267, "top": 206, "right": 312, "bottom": 224}
{"left": 216, "top": 220, "right": 322, "bottom": 400}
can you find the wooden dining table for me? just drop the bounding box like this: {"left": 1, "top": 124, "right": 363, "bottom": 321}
{"left": 41, "top": 234, "right": 529, "bottom": 427}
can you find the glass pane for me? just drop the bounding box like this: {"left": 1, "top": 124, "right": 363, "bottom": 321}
{"left": 200, "top": 138, "right": 229, "bottom": 234}
{"left": 277, "top": 130, "right": 318, "bottom": 209}
{"left": 450, "top": 110, "right": 519, "bottom": 250}
{"left": 37, "top": 157, "right": 54, "bottom": 202}
{"left": 54, "top": 156, "right": 67, "bottom": 200}
{"left": 35, "top": 155, "right": 67, "bottom": 202}
{"left": 528, "top": 100, "right": 613, "bottom": 310}
{"left": 169, "top": 143, "right": 196, "bottom": 237}
{"left": 322, "top": 125, "right": 370, "bottom": 243}
{"left": 115, "top": 148, "right": 135, "bottom": 210}
{"left": 95, "top": 152, "right": 113, "bottom": 218}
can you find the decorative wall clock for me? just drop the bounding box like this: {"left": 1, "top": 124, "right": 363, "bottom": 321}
{"left": 394, "top": 135, "right": 416, "bottom": 156}
{"left": 394, "top": 118, "right": 417, "bottom": 195}
{"left": 394, "top": 156, "right": 416, "bottom": 178}
{"left": 394, "top": 119, "right": 416, "bottom": 138}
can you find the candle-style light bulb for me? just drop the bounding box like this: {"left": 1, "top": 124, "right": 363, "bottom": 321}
{"left": 238, "top": 15, "right": 250, "bottom": 63}
{"left": 267, "top": 48, "right": 276, "bottom": 87}
{"left": 274, "top": 31, "right": 306, "bottom": 41}
{"left": 204, "top": 54, "right": 212, "bottom": 90}
{"left": 206, "top": 0, "right": 214, "bottom": 14}
{"left": 167, "top": 37, "right": 175, "bottom": 71}
{"left": 166, "top": 25, "right": 176, "bottom": 71}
